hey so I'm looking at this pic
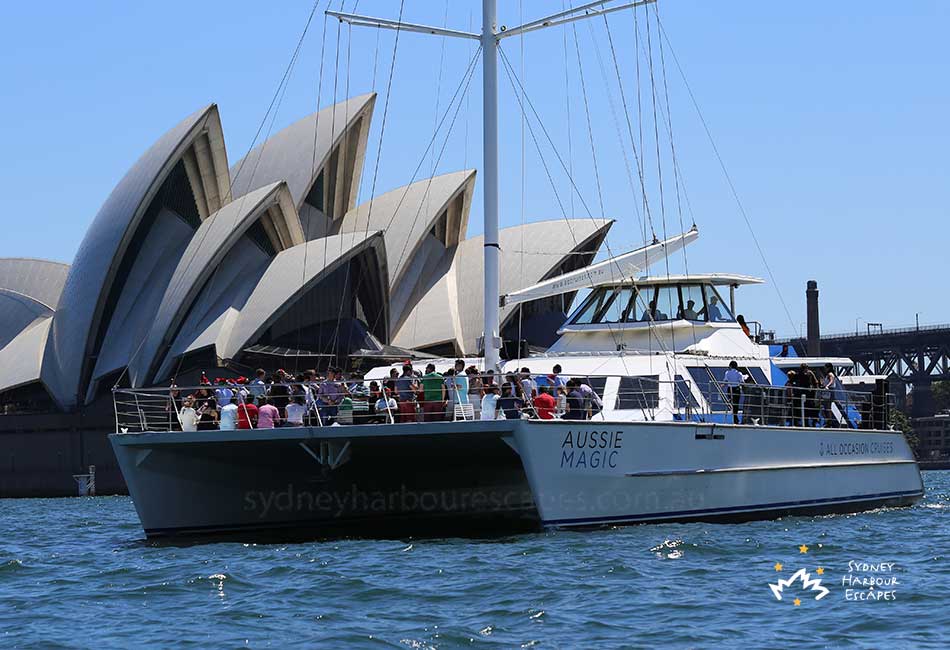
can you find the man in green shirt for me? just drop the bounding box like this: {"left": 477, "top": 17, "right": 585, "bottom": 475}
{"left": 421, "top": 363, "right": 446, "bottom": 422}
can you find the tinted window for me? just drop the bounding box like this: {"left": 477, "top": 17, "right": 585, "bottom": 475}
{"left": 673, "top": 374, "right": 700, "bottom": 410}
{"left": 616, "top": 375, "right": 660, "bottom": 410}
{"left": 583, "top": 376, "right": 607, "bottom": 398}
{"left": 653, "top": 286, "right": 680, "bottom": 322}
{"left": 679, "top": 285, "right": 705, "bottom": 321}
{"left": 701, "top": 285, "right": 733, "bottom": 322}
{"left": 686, "top": 367, "right": 730, "bottom": 412}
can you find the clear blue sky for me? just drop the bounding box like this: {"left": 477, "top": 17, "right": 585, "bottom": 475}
{"left": 2, "top": 1, "right": 948, "bottom": 338}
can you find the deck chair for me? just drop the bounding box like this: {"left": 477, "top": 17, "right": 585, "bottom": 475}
{"left": 453, "top": 403, "right": 475, "bottom": 421}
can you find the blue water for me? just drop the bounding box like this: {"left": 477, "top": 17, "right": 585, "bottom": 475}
{"left": 1, "top": 473, "right": 947, "bottom": 649}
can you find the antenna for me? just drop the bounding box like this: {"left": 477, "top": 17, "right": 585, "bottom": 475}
{"left": 328, "top": 0, "right": 656, "bottom": 372}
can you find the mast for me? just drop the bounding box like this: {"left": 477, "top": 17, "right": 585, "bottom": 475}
{"left": 481, "top": 0, "right": 501, "bottom": 372}
{"left": 327, "top": 1, "right": 655, "bottom": 370}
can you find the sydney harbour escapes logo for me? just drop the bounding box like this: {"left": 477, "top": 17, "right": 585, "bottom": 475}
{"left": 768, "top": 544, "right": 900, "bottom": 606}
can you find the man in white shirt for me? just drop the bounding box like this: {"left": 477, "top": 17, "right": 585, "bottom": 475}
{"left": 219, "top": 397, "right": 239, "bottom": 430}
{"left": 480, "top": 384, "right": 499, "bottom": 420}
{"left": 724, "top": 361, "right": 745, "bottom": 424}
{"left": 179, "top": 397, "right": 198, "bottom": 432}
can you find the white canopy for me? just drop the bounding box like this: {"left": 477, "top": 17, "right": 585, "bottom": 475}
{"left": 502, "top": 227, "right": 699, "bottom": 307}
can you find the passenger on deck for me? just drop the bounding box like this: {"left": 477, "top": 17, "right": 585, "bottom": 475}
{"left": 375, "top": 389, "right": 398, "bottom": 423}
{"left": 317, "top": 367, "right": 345, "bottom": 423}
{"left": 737, "top": 314, "right": 753, "bottom": 340}
{"left": 286, "top": 396, "right": 306, "bottom": 427}
{"left": 564, "top": 381, "right": 586, "bottom": 420}
{"left": 551, "top": 364, "right": 568, "bottom": 388}
{"left": 533, "top": 385, "right": 557, "bottom": 420}
{"left": 257, "top": 396, "right": 280, "bottom": 429}
{"left": 214, "top": 379, "right": 234, "bottom": 410}
{"left": 724, "top": 361, "right": 744, "bottom": 424}
{"left": 498, "top": 383, "right": 524, "bottom": 420}
{"left": 480, "top": 384, "right": 500, "bottom": 420}
{"left": 519, "top": 368, "right": 538, "bottom": 400}
{"left": 467, "top": 366, "right": 483, "bottom": 418}
{"left": 577, "top": 380, "right": 603, "bottom": 418}
{"left": 821, "top": 363, "right": 841, "bottom": 428}
{"left": 396, "top": 364, "right": 419, "bottom": 423}
{"left": 219, "top": 397, "right": 239, "bottom": 430}
{"left": 421, "top": 363, "right": 446, "bottom": 422}
{"left": 237, "top": 397, "right": 258, "bottom": 430}
{"left": 348, "top": 374, "right": 371, "bottom": 424}
{"left": 555, "top": 386, "right": 568, "bottom": 417}
{"left": 179, "top": 397, "right": 198, "bottom": 432}
{"left": 384, "top": 368, "right": 399, "bottom": 397}
{"left": 796, "top": 364, "right": 820, "bottom": 427}
{"left": 194, "top": 387, "right": 217, "bottom": 430}
{"left": 248, "top": 368, "right": 267, "bottom": 402}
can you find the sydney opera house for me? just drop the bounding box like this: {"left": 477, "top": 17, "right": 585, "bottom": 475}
{"left": 0, "top": 94, "right": 611, "bottom": 494}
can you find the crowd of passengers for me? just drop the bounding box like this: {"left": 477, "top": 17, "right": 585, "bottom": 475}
{"left": 723, "top": 359, "right": 875, "bottom": 428}
{"left": 171, "top": 361, "right": 606, "bottom": 431}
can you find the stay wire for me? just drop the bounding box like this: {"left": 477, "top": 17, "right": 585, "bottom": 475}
{"left": 499, "top": 46, "right": 678, "bottom": 370}
{"left": 655, "top": 16, "right": 797, "bottom": 334}
{"left": 499, "top": 39, "right": 682, "bottom": 370}
{"left": 145, "top": 0, "right": 324, "bottom": 390}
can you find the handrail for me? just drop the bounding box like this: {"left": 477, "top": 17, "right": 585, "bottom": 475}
{"left": 111, "top": 374, "right": 896, "bottom": 434}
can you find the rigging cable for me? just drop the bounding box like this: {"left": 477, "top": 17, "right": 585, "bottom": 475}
{"left": 132, "top": 0, "right": 325, "bottom": 390}
{"left": 655, "top": 15, "right": 798, "bottom": 334}
{"left": 498, "top": 34, "right": 683, "bottom": 378}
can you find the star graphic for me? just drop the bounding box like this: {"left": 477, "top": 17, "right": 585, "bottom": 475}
{"left": 793, "top": 598, "right": 801, "bottom": 607}
{"left": 799, "top": 545, "right": 809, "bottom": 554}
{"left": 774, "top": 562, "right": 783, "bottom": 571}
{"left": 816, "top": 567, "right": 825, "bottom": 575}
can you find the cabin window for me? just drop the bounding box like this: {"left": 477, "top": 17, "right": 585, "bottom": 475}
{"left": 599, "top": 287, "right": 635, "bottom": 324}
{"left": 686, "top": 365, "right": 770, "bottom": 412}
{"left": 700, "top": 285, "right": 733, "bottom": 322}
{"left": 678, "top": 284, "right": 705, "bottom": 321}
{"left": 571, "top": 287, "right": 642, "bottom": 324}
{"left": 571, "top": 288, "right": 611, "bottom": 324}
{"left": 673, "top": 374, "right": 700, "bottom": 409}
{"left": 651, "top": 286, "right": 680, "bottom": 322}
{"left": 616, "top": 375, "right": 660, "bottom": 410}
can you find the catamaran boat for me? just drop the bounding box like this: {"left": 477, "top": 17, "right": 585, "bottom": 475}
{"left": 110, "top": 228, "right": 922, "bottom": 538}
{"left": 109, "top": 1, "right": 922, "bottom": 538}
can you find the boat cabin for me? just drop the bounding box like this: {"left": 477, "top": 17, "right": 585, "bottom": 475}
{"left": 548, "top": 273, "right": 764, "bottom": 354}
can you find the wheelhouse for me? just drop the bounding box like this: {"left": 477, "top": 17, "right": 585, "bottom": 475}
{"left": 563, "top": 274, "right": 763, "bottom": 328}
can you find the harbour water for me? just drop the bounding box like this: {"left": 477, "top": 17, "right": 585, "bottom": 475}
{"left": 2, "top": 472, "right": 947, "bottom": 648}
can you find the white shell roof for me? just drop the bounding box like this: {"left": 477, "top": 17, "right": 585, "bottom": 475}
{"left": 229, "top": 94, "right": 375, "bottom": 209}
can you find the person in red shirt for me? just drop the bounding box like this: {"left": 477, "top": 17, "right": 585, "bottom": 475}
{"left": 237, "top": 399, "right": 259, "bottom": 429}
{"left": 533, "top": 385, "right": 557, "bottom": 420}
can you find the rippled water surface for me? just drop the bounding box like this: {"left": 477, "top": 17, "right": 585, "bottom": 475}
{"left": 1, "top": 472, "right": 947, "bottom": 648}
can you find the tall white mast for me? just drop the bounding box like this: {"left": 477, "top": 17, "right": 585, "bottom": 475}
{"left": 327, "top": 0, "right": 654, "bottom": 370}
{"left": 480, "top": 0, "right": 501, "bottom": 371}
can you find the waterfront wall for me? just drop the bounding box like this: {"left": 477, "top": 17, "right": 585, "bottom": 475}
{"left": 0, "top": 409, "right": 127, "bottom": 498}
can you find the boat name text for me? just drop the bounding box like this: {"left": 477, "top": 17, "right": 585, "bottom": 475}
{"left": 561, "top": 430, "right": 623, "bottom": 469}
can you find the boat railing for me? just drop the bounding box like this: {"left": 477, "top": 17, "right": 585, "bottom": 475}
{"left": 706, "top": 379, "right": 894, "bottom": 430}
{"left": 111, "top": 376, "right": 896, "bottom": 434}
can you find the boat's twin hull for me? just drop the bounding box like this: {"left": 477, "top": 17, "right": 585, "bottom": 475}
{"left": 513, "top": 421, "right": 923, "bottom": 526}
{"left": 111, "top": 420, "right": 923, "bottom": 539}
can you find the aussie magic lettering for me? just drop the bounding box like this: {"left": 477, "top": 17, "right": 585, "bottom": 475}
{"left": 560, "top": 430, "right": 623, "bottom": 469}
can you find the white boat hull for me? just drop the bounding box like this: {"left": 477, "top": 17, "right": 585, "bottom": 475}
{"left": 512, "top": 421, "right": 923, "bottom": 526}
